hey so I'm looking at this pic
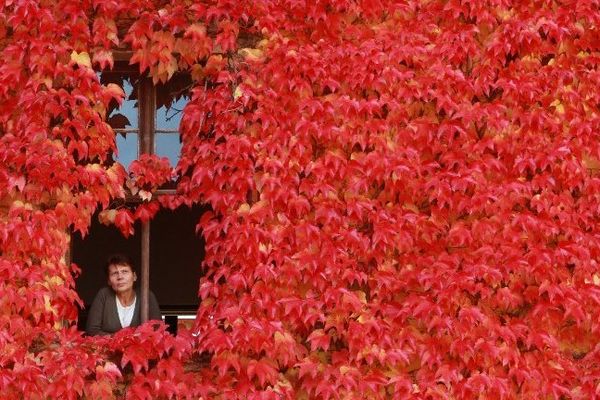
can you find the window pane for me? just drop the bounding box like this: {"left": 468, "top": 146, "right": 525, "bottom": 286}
{"left": 156, "top": 96, "right": 187, "bottom": 130}
{"left": 155, "top": 133, "right": 181, "bottom": 168}
{"left": 109, "top": 79, "right": 139, "bottom": 129}
{"left": 115, "top": 133, "right": 139, "bottom": 171}
{"left": 101, "top": 72, "right": 140, "bottom": 130}
{"left": 156, "top": 74, "right": 191, "bottom": 130}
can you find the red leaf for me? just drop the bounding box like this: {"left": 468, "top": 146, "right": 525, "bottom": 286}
{"left": 114, "top": 209, "right": 135, "bottom": 237}
{"left": 134, "top": 202, "right": 159, "bottom": 223}
{"left": 307, "top": 329, "right": 330, "bottom": 352}
{"left": 246, "top": 358, "right": 278, "bottom": 387}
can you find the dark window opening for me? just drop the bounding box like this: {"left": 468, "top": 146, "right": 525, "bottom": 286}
{"left": 72, "top": 205, "right": 208, "bottom": 332}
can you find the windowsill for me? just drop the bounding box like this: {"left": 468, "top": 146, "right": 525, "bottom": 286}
{"left": 121, "top": 187, "right": 178, "bottom": 203}
{"left": 160, "top": 304, "right": 198, "bottom": 315}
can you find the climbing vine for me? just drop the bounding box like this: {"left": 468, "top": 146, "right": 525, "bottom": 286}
{"left": 2, "top": 0, "right": 600, "bottom": 398}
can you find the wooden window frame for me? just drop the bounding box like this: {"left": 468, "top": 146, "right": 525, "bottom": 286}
{"left": 105, "top": 57, "right": 185, "bottom": 322}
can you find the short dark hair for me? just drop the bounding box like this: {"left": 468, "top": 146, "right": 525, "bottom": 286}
{"left": 104, "top": 254, "right": 135, "bottom": 276}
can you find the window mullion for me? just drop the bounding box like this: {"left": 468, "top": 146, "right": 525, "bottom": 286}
{"left": 138, "top": 77, "right": 155, "bottom": 323}
{"left": 139, "top": 77, "right": 156, "bottom": 155}
{"left": 141, "top": 221, "right": 150, "bottom": 323}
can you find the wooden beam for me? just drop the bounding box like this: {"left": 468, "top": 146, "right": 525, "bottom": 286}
{"left": 139, "top": 77, "right": 155, "bottom": 154}
{"left": 141, "top": 220, "right": 150, "bottom": 322}
{"left": 139, "top": 77, "right": 155, "bottom": 323}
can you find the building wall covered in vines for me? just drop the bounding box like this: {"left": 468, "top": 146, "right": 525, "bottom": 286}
{"left": 2, "top": 0, "right": 600, "bottom": 398}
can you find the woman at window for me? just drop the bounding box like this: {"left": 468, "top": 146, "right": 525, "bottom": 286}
{"left": 86, "top": 254, "right": 161, "bottom": 336}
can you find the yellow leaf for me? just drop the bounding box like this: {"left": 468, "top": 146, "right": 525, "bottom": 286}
{"left": 11, "top": 200, "right": 33, "bottom": 211}
{"left": 339, "top": 366, "right": 351, "bottom": 374}
{"left": 44, "top": 295, "right": 57, "bottom": 315}
{"left": 70, "top": 51, "right": 92, "bottom": 68}
{"left": 86, "top": 163, "right": 103, "bottom": 172}
{"left": 497, "top": 8, "right": 513, "bottom": 21}
{"left": 578, "top": 51, "right": 590, "bottom": 59}
{"left": 548, "top": 361, "right": 564, "bottom": 371}
{"left": 356, "top": 290, "right": 367, "bottom": 303}
{"left": 98, "top": 209, "right": 117, "bottom": 225}
{"left": 274, "top": 332, "right": 284, "bottom": 342}
{"left": 350, "top": 152, "right": 364, "bottom": 161}
{"left": 274, "top": 331, "right": 291, "bottom": 343}
{"left": 138, "top": 189, "right": 152, "bottom": 201}
{"left": 238, "top": 47, "right": 264, "bottom": 62}
{"left": 47, "top": 276, "right": 64, "bottom": 286}
{"left": 233, "top": 85, "right": 243, "bottom": 100}
{"left": 550, "top": 99, "right": 565, "bottom": 114}
{"left": 258, "top": 242, "right": 268, "bottom": 254}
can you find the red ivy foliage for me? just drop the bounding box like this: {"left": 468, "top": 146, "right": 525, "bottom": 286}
{"left": 2, "top": 0, "right": 600, "bottom": 398}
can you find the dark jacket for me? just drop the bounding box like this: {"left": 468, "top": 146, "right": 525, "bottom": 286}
{"left": 85, "top": 287, "right": 161, "bottom": 336}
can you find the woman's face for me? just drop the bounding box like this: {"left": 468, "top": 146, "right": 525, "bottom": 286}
{"left": 107, "top": 263, "right": 137, "bottom": 294}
